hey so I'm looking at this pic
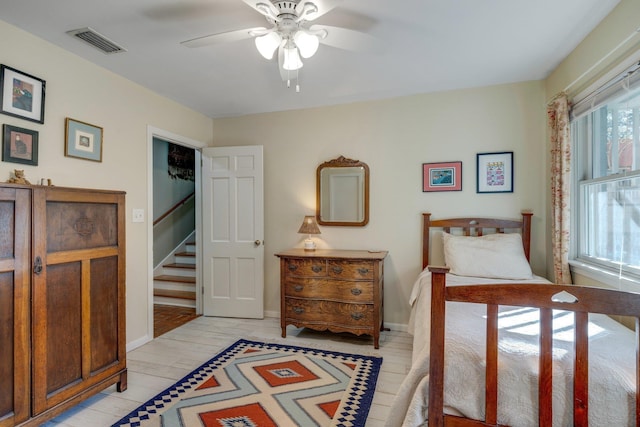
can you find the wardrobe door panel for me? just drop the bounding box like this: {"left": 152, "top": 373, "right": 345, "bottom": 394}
{"left": 90, "top": 256, "right": 119, "bottom": 371}
{"left": 0, "top": 188, "right": 30, "bottom": 427}
{"left": 0, "top": 272, "right": 15, "bottom": 420}
{"left": 45, "top": 262, "right": 83, "bottom": 394}
{"left": 45, "top": 202, "right": 118, "bottom": 252}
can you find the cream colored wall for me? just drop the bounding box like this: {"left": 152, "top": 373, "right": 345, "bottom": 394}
{"left": 0, "top": 20, "right": 213, "bottom": 346}
{"left": 544, "top": 0, "right": 640, "bottom": 285}
{"left": 212, "top": 81, "right": 548, "bottom": 327}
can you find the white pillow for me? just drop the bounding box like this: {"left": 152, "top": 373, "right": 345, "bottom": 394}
{"left": 443, "top": 231, "right": 533, "bottom": 280}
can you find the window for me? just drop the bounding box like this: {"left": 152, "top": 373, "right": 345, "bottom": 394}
{"left": 571, "top": 65, "right": 640, "bottom": 281}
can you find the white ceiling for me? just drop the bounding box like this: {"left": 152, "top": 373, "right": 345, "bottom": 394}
{"left": 0, "top": 0, "right": 620, "bottom": 118}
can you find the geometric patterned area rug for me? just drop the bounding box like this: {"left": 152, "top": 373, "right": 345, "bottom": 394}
{"left": 112, "top": 339, "right": 383, "bottom": 427}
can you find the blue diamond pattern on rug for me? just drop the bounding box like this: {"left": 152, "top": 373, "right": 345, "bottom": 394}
{"left": 112, "top": 339, "right": 382, "bottom": 427}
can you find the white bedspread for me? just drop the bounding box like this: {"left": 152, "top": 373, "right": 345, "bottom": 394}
{"left": 387, "top": 270, "right": 637, "bottom": 426}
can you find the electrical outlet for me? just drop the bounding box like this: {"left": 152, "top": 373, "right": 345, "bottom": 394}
{"left": 132, "top": 208, "right": 145, "bottom": 223}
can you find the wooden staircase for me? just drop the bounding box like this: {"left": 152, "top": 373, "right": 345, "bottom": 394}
{"left": 153, "top": 241, "right": 196, "bottom": 307}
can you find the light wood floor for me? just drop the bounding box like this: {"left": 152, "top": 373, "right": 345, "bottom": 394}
{"left": 44, "top": 316, "right": 413, "bottom": 426}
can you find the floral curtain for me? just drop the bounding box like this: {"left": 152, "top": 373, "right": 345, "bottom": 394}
{"left": 547, "top": 93, "right": 572, "bottom": 284}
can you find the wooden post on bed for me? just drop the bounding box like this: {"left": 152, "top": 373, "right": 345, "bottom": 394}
{"left": 428, "top": 266, "right": 449, "bottom": 427}
{"left": 521, "top": 211, "right": 533, "bottom": 262}
{"left": 422, "top": 213, "right": 431, "bottom": 269}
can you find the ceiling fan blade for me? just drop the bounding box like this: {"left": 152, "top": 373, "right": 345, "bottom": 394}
{"left": 181, "top": 27, "right": 266, "bottom": 48}
{"left": 298, "top": 0, "right": 343, "bottom": 21}
{"left": 242, "top": 0, "right": 279, "bottom": 19}
{"left": 312, "top": 24, "right": 376, "bottom": 52}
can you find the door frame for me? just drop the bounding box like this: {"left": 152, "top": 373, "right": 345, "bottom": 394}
{"left": 146, "top": 126, "right": 207, "bottom": 340}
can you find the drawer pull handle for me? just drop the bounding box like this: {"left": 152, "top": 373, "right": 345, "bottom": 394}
{"left": 288, "top": 264, "right": 298, "bottom": 271}
{"left": 293, "top": 307, "right": 305, "bottom": 314}
{"left": 294, "top": 285, "right": 303, "bottom": 292}
{"left": 311, "top": 265, "right": 323, "bottom": 273}
{"left": 332, "top": 266, "right": 343, "bottom": 274}
{"left": 358, "top": 268, "right": 369, "bottom": 275}
{"left": 351, "top": 312, "right": 364, "bottom": 321}
{"left": 351, "top": 288, "right": 362, "bottom": 296}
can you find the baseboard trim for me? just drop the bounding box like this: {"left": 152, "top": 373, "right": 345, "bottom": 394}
{"left": 127, "top": 334, "right": 152, "bottom": 352}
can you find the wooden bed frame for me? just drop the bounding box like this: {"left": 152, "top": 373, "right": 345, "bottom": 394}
{"left": 422, "top": 212, "right": 532, "bottom": 269}
{"left": 422, "top": 212, "right": 640, "bottom": 427}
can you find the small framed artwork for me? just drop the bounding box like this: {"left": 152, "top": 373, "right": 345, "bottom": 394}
{"left": 2, "top": 124, "right": 38, "bottom": 166}
{"left": 65, "top": 117, "right": 103, "bottom": 162}
{"left": 422, "top": 161, "right": 462, "bottom": 192}
{"left": 0, "top": 65, "right": 46, "bottom": 124}
{"left": 476, "top": 151, "right": 513, "bottom": 193}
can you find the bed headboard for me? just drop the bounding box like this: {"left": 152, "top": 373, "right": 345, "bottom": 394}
{"left": 422, "top": 212, "right": 533, "bottom": 269}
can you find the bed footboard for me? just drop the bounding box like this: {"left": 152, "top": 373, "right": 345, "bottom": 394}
{"left": 427, "top": 266, "right": 640, "bottom": 427}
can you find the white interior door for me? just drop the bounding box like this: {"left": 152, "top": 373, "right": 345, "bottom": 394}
{"left": 201, "top": 145, "right": 264, "bottom": 318}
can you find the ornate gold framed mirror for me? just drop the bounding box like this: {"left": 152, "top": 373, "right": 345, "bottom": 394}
{"left": 316, "top": 156, "right": 369, "bottom": 226}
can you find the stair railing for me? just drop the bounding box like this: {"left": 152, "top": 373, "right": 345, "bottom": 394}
{"left": 153, "top": 192, "right": 195, "bottom": 226}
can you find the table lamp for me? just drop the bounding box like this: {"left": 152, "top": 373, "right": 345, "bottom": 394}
{"left": 298, "top": 215, "right": 321, "bottom": 250}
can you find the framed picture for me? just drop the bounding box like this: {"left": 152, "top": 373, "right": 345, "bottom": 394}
{"left": 422, "top": 161, "right": 462, "bottom": 192}
{"left": 476, "top": 151, "right": 513, "bottom": 193}
{"left": 0, "top": 65, "right": 46, "bottom": 124}
{"left": 65, "top": 118, "right": 103, "bottom": 162}
{"left": 2, "top": 124, "right": 38, "bottom": 166}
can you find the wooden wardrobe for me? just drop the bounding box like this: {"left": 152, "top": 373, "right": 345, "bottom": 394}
{"left": 0, "top": 184, "right": 127, "bottom": 427}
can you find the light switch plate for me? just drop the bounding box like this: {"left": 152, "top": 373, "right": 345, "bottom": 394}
{"left": 132, "top": 208, "right": 145, "bottom": 223}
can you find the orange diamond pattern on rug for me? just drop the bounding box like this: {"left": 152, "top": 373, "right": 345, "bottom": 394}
{"left": 112, "top": 339, "right": 382, "bottom": 427}
{"left": 198, "top": 402, "right": 278, "bottom": 427}
{"left": 253, "top": 360, "right": 319, "bottom": 387}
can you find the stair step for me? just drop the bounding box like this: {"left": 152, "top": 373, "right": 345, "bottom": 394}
{"left": 175, "top": 251, "right": 195, "bottom": 258}
{"left": 163, "top": 263, "right": 195, "bottom": 270}
{"left": 154, "top": 274, "right": 195, "bottom": 284}
{"left": 153, "top": 289, "right": 196, "bottom": 300}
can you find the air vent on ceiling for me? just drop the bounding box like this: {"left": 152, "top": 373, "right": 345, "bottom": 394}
{"left": 66, "top": 27, "right": 126, "bottom": 54}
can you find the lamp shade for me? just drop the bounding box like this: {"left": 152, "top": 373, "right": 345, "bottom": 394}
{"left": 255, "top": 32, "right": 282, "bottom": 60}
{"left": 298, "top": 215, "right": 321, "bottom": 235}
{"left": 282, "top": 46, "right": 303, "bottom": 70}
{"left": 293, "top": 30, "right": 320, "bottom": 58}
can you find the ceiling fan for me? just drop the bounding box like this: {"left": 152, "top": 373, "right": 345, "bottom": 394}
{"left": 180, "top": 0, "right": 373, "bottom": 90}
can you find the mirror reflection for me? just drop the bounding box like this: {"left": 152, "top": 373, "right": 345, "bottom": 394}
{"left": 316, "top": 156, "right": 369, "bottom": 226}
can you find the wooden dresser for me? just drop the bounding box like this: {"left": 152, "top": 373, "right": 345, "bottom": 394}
{"left": 0, "top": 184, "right": 127, "bottom": 427}
{"left": 276, "top": 249, "right": 388, "bottom": 348}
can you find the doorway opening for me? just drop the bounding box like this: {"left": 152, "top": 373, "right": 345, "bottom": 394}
{"left": 147, "top": 126, "right": 206, "bottom": 340}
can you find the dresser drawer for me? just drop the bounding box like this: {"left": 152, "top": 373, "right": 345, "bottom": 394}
{"left": 283, "top": 258, "right": 327, "bottom": 277}
{"left": 284, "top": 278, "right": 373, "bottom": 301}
{"left": 327, "top": 260, "right": 374, "bottom": 280}
{"left": 284, "top": 298, "right": 374, "bottom": 330}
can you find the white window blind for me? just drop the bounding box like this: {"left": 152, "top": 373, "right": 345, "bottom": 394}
{"left": 571, "top": 61, "right": 640, "bottom": 120}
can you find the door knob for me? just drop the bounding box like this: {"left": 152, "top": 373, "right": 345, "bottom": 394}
{"left": 254, "top": 240, "right": 262, "bottom": 247}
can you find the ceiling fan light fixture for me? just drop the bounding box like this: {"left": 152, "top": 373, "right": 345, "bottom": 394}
{"left": 293, "top": 30, "right": 319, "bottom": 58}
{"left": 255, "top": 32, "right": 282, "bottom": 60}
{"left": 282, "top": 46, "right": 303, "bottom": 71}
